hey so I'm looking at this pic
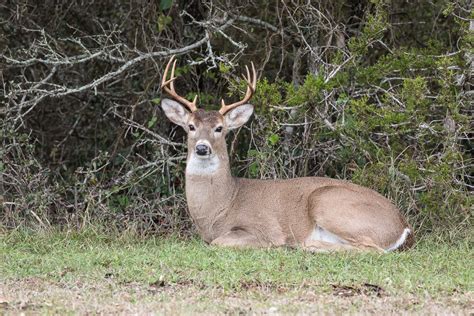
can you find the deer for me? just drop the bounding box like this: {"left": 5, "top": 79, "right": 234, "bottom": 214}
{"left": 160, "top": 55, "right": 414, "bottom": 252}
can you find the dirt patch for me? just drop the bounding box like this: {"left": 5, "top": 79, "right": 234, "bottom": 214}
{"left": 1, "top": 277, "right": 472, "bottom": 315}
{"left": 331, "top": 283, "right": 385, "bottom": 297}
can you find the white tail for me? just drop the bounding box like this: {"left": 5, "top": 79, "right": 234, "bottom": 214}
{"left": 161, "top": 56, "right": 414, "bottom": 252}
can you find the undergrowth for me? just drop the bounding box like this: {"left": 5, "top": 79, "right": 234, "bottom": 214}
{"left": 1, "top": 1, "right": 472, "bottom": 236}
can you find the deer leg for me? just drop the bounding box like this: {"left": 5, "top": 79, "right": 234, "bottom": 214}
{"left": 303, "top": 240, "right": 358, "bottom": 252}
{"left": 210, "top": 229, "right": 268, "bottom": 248}
{"left": 303, "top": 239, "right": 384, "bottom": 253}
{"left": 307, "top": 186, "right": 408, "bottom": 252}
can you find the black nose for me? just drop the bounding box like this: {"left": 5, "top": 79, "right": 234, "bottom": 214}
{"left": 195, "top": 144, "right": 210, "bottom": 156}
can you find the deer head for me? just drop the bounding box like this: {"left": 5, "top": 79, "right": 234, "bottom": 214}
{"left": 160, "top": 56, "right": 257, "bottom": 173}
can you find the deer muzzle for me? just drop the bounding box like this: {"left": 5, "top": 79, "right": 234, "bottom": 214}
{"left": 195, "top": 141, "right": 212, "bottom": 157}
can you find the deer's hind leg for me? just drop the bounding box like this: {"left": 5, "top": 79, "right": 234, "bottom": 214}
{"left": 210, "top": 229, "right": 269, "bottom": 249}
{"left": 304, "top": 185, "right": 403, "bottom": 252}
{"left": 302, "top": 223, "right": 385, "bottom": 252}
{"left": 303, "top": 238, "right": 384, "bottom": 253}
{"left": 303, "top": 240, "right": 358, "bottom": 252}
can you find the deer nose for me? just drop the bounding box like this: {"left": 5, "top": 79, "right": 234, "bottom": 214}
{"left": 195, "top": 144, "right": 211, "bottom": 156}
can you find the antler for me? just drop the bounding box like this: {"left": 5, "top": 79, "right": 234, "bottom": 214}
{"left": 219, "top": 62, "right": 257, "bottom": 115}
{"left": 161, "top": 55, "right": 198, "bottom": 112}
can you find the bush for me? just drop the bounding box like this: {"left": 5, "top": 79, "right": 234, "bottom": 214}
{"left": 1, "top": 0, "right": 471, "bottom": 237}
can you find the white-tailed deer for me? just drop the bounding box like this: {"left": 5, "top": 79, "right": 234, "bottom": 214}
{"left": 160, "top": 56, "right": 414, "bottom": 252}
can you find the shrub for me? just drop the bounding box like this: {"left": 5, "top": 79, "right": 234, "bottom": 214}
{"left": 1, "top": 0, "right": 471, "bottom": 237}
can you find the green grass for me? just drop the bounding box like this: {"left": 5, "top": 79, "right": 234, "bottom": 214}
{"left": 1, "top": 230, "right": 472, "bottom": 297}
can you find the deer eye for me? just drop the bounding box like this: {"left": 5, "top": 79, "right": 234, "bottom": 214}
{"left": 188, "top": 124, "right": 195, "bottom": 131}
{"left": 215, "top": 126, "right": 223, "bottom": 133}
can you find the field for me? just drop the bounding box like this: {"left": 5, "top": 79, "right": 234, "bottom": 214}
{"left": 1, "top": 230, "right": 472, "bottom": 314}
{"left": 1, "top": 0, "right": 472, "bottom": 314}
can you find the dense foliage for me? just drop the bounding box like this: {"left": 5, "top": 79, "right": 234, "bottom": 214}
{"left": 1, "top": 0, "right": 472, "bottom": 236}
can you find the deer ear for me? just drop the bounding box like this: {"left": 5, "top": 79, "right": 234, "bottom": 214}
{"left": 224, "top": 104, "right": 254, "bottom": 130}
{"left": 161, "top": 98, "right": 190, "bottom": 128}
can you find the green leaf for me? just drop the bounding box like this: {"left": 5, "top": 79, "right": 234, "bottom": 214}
{"left": 118, "top": 195, "right": 129, "bottom": 207}
{"left": 267, "top": 134, "right": 280, "bottom": 146}
{"left": 249, "top": 162, "right": 259, "bottom": 177}
{"left": 219, "top": 62, "right": 231, "bottom": 74}
{"left": 159, "top": 0, "right": 173, "bottom": 10}
{"left": 147, "top": 116, "right": 158, "bottom": 128}
{"left": 157, "top": 14, "right": 172, "bottom": 32}
{"left": 151, "top": 97, "right": 161, "bottom": 105}
{"left": 247, "top": 149, "right": 259, "bottom": 157}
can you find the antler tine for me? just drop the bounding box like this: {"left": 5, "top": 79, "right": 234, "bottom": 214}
{"left": 252, "top": 61, "right": 257, "bottom": 90}
{"left": 161, "top": 55, "right": 174, "bottom": 87}
{"left": 170, "top": 58, "right": 177, "bottom": 91}
{"left": 219, "top": 61, "right": 257, "bottom": 115}
{"left": 161, "top": 55, "right": 198, "bottom": 112}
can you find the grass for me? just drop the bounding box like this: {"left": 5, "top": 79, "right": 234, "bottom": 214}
{"left": 1, "top": 229, "right": 473, "bottom": 314}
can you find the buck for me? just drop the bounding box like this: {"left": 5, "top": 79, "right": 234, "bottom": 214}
{"left": 160, "top": 56, "right": 414, "bottom": 252}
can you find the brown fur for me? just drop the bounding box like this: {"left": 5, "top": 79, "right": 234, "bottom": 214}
{"left": 164, "top": 105, "right": 414, "bottom": 252}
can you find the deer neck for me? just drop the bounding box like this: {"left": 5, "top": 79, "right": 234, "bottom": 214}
{"left": 185, "top": 152, "right": 236, "bottom": 238}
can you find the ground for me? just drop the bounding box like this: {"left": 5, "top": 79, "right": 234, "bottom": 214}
{"left": 1, "top": 230, "right": 473, "bottom": 314}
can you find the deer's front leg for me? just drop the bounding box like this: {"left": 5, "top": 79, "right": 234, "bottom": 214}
{"left": 210, "top": 229, "right": 267, "bottom": 248}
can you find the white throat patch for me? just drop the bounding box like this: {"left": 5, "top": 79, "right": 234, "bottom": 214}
{"left": 186, "top": 153, "right": 220, "bottom": 175}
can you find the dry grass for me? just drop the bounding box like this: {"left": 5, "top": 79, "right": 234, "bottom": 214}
{"left": 1, "top": 278, "right": 473, "bottom": 315}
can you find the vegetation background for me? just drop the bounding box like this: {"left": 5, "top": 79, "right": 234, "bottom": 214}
{"left": 1, "top": 0, "right": 472, "bottom": 239}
